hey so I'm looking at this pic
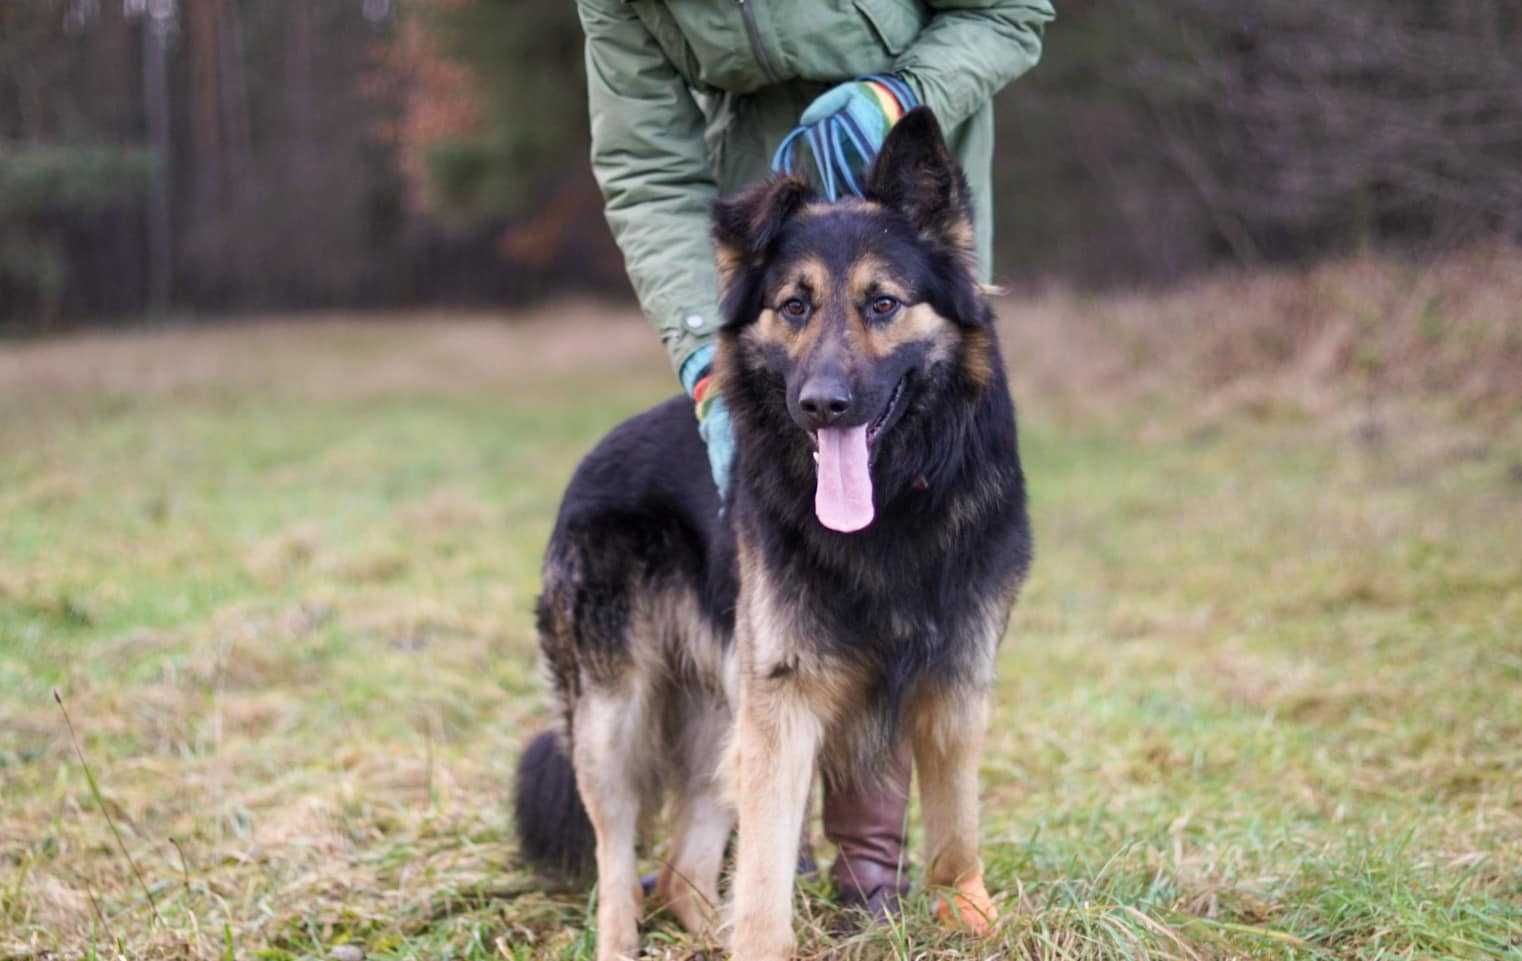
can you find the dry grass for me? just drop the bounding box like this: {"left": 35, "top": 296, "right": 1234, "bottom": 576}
{"left": 0, "top": 300, "right": 661, "bottom": 403}
{"left": 1006, "top": 244, "right": 1522, "bottom": 424}
{"left": 3, "top": 249, "right": 1521, "bottom": 960}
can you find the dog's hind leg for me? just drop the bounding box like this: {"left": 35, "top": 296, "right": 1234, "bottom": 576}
{"left": 730, "top": 683, "right": 822, "bottom": 961}
{"left": 572, "top": 685, "right": 649, "bottom": 961}
{"left": 656, "top": 697, "right": 733, "bottom": 938}
{"left": 911, "top": 687, "right": 998, "bottom": 935}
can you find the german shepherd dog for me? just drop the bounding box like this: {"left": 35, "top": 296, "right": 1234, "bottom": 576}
{"left": 514, "top": 109, "right": 1031, "bottom": 961}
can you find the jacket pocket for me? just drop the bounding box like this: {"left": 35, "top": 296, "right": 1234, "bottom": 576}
{"left": 852, "top": 0, "right": 924, "bottom": 56}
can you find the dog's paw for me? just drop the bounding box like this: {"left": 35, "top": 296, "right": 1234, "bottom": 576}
{"left": 934, "top": 870, "right": 999, "bottom": 936}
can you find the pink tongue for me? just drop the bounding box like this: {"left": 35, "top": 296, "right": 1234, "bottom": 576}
{"left": 814, "top": 425, "right": 874, "bottom": 532}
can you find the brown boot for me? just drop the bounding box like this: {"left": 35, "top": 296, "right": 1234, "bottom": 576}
{"left": 824, "top": 738, "right": 912, "bottom": 921}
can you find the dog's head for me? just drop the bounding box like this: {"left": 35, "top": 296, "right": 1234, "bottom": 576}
{"left": 712, "top": 108, "right": 998, "bottom": 533}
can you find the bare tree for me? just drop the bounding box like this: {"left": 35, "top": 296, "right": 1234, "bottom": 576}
{"left": 1134, "top": 0, "right": 1522, "bottom": 254}
{"left": 140, "top": 0, "right": 174, "bottom": 310}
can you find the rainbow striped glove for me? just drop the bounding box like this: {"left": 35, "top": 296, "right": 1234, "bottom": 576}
{"left": 797, "top": 75, "right": 915, "bottom": 186}
{"left": 681, "top": 344, "right": 734, "bottom": 504}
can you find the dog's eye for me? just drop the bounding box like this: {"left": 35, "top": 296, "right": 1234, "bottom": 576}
{"left": 780, "top": 298, "right": 810, "bottom": 321}
{"left": 870, "top": 296, "right": 900, "bottom": 318}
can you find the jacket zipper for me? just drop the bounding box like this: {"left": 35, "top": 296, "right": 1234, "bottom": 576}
{"left": 736, "top": 0, "right": 781, "bottom": 84}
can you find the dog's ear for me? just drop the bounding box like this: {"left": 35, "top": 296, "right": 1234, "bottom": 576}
{"left": 868, "top": 107, "right": 988, "bottom": 327}
{"left": 865, "top": 107, "right": 975, "bottom": 261}
{"left": 712, "top": 176, "right": 811, "bottom": 287}
{"left": 712, "top": 175, "right": 812, "bottom": 325}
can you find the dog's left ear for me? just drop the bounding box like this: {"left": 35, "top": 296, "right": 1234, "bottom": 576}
{"left": 868, "top": 107, "right": 988, "bottom": 327}
{"left": 866, "top": 107, "right": 975, "bottom": 262}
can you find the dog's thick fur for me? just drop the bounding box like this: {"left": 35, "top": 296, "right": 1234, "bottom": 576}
{"left": 514, "top": 109, "right": 1031, "bottom": 961}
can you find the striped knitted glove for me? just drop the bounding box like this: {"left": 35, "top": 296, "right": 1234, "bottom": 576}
{"left": 680, "top": 344, "right": 734, "bottom": 504}
{"left": 798, "top": 75, "right": 914, "bottom": 177}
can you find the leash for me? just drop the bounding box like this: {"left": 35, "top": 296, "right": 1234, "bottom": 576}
{"left": 770, "top": 74, "right": 919, "bottom": 200}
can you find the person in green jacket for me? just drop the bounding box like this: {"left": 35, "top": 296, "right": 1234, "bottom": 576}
{"left": 575, "top": 0, "right": 1053, "bottom": 920}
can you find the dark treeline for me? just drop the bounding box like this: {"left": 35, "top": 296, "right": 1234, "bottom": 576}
{"left": 1, "top": 0, "right": 544, "bottom": 325}
{"left": 2, "top": 0, "right": 1519, "bottom": 329}
{"left": 1003, "top": 1, "right": 1522, "bottom": 284}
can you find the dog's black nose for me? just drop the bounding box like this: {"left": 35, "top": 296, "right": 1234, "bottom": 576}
{"left": 798, "top": 376, "right": 853, "bottom": 429}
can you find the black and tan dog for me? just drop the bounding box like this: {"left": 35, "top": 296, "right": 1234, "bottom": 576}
{"left": 514, "top": 108, "right": 1031, "bottom": 961}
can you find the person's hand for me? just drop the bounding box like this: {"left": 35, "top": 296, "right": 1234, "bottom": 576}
{"left": 681, "top": 345, "right": 735, "bottom": 503}
{"left": 798, "top": 75, "right": 912, "bottom": 160}
{"left": 696, "top": 391, "right": 734, "bottom": 503}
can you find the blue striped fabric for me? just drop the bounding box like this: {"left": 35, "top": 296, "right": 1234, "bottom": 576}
{"left": 770, "top": 74, "right": 919, "bottom": 201}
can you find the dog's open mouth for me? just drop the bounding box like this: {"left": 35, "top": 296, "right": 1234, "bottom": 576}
{"left": 866, "top": 375, "right": 907, "bottom": 448}
{"left": 810, "top": 376, "right": 907, "bottom": 534}
{"left": 806, "top": 375, "right": 908, "bottom": 452}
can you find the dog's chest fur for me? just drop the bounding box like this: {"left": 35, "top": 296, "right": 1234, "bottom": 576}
{"left": 708, "top": 382, "right": 1029, "bottom": 786}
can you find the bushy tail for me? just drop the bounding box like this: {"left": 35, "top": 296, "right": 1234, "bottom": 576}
{"left": 513, "top": 729, "right": 595, "bottom": 882}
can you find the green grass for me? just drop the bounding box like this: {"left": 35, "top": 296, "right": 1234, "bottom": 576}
{"left": 2, "top": 308, "right": 1520, "bottom": 960}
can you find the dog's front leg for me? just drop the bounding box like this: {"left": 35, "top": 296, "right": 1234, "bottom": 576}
{"left": 731, "top": 677, "right": 820, "bottom": 961}
{"left": 912, "top": 686, "right": 998, "bottom": 935}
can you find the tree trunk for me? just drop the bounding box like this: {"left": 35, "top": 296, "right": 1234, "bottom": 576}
{"left": 187, "top": 0, "right": 224, "bottom": 211}
{"left": 220, "top": 0, "right": 253, "bottom": 187}
{"left": 143, "top": 9, "right": 173, "bottom": 311}
{"left": 286, "top": 1, "right": 316, "bottom": 172}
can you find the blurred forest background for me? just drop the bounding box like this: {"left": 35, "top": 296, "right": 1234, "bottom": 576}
{"left": 5, "top": 6, "right": 1522, "bottom": 956}
{"left": 3, "top": 0, "right": 1521, "bottom": 330}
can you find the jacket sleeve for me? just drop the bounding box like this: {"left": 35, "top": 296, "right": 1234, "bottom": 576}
{"left": 578, "top": 0, "right": 722, "bottom": 377}
{"left": 893, "top": 0, "right": 1054, "bottom": 130}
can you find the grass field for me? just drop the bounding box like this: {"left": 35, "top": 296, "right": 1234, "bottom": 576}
{"left": 3, "top": 254, "right": 1521, "bottom": 960}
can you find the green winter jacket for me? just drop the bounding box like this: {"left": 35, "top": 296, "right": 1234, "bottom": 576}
{"left": 576, "top": 0, "right": 1055, "bottom": 376}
